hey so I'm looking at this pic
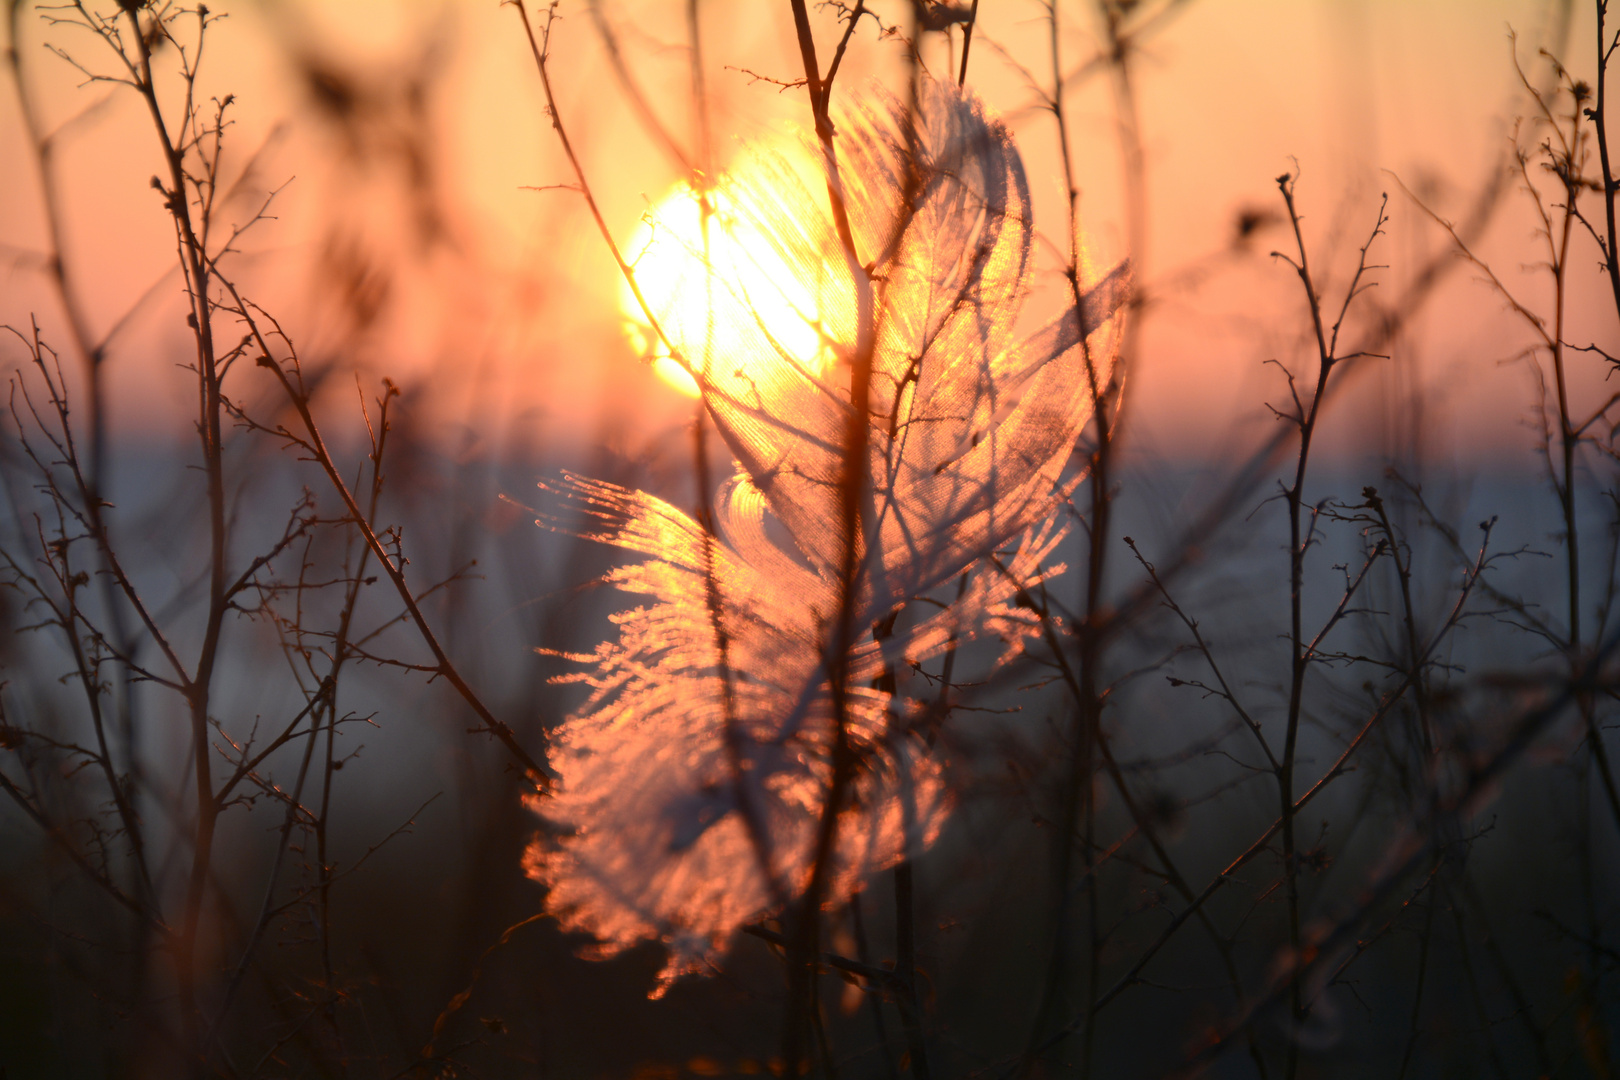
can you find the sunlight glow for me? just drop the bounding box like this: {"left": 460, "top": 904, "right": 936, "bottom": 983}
{"left": 620, "top": 179, "right": 834, "bottom": 398}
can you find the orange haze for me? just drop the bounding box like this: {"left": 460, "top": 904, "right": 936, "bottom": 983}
{"left": 0, "top": 0, "right": 1610, "bottom": 465}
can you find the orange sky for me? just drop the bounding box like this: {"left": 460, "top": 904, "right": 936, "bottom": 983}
{"left": 0, "top": 0, "right": 1611, "bottom": 465}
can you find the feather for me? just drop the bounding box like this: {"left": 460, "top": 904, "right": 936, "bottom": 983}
{"left": 525, "top": 77, "right": 1129, "bottom": 994}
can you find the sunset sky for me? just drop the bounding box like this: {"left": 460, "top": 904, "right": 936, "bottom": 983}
{"left": 0, "top": 0, "right": 1607, "bottom": 463}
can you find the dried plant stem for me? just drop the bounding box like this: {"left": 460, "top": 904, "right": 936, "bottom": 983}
{"left": 1027, "top": 583, "right": 1267, "bottom": 1079}
{"left": 1547, "top": 95, "right": 1620, "bottom": 841}
{"left": 892, "top": 860, "right": 932, "bottom": 1080}
{"left": 4, "top": 3, "right": 107, "bottom": 480}
{"left": 1277, "top": 182, "right": 1330, "bottom": 1077}
{"left": 243, "top": 327, "right": 543, "bottom": 783}
{"left": 587, "top": 0, "right": 695, "bottom": 172}
{"left": 4, "top": 2, "right": 155, "bottom": 960}
{"left": 515, "top": 1, "right": 785, "bottom": 902}
{"left": 852, "top": 897, "right": 904, "bottom": 1079}
{"left": 1364, "top": 491, "right": 1432, "bottom": 754}
{"left": 1595, "top": 0, "right": 1620, "bottom": 317}
{"left": 520, "top": 0, "right": 884, "bottom": 1063}
{"left": 778, "top": 2, "right": 898, "bottom": 1070}
{"left": 1269, "top": 177, "right": 1387, "bottom": 1076}
{"left": 956, "top": 0, "right": 980, "bottom": 86}
{"left": 98, "top": 4, "right": 236, "bottom": 1040}
{"left": 1397, "top": 135, "right": 1620, "bottom": 836}
{"left": 204, "top": 676, "right": 327, "bottom": 1050}
{"left": 1034, "top": 521, "right": 1489, "bottom": 1062}
{"left": 1023, "top": 3, "right": 1119, "bottom": 1072}
{"left": 1394, "top": 865, "right": 1439, "bottom": 1080}
{"left": 682, "top": 0, "right": 767, "bottom": 910}
{"left": 1187, "top": 621, "right": 1620, "bottom": 1072}
{"left": 212, "top": 220, "right": 541, "bottom": 793}
{"left": 1360, "top": 488, "right": 1441, "bottom": 1080}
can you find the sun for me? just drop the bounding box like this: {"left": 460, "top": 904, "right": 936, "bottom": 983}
{"left": 620, "top": 177, "right": 835, "bottom": 398}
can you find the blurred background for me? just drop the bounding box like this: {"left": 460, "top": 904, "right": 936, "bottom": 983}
{"left": 2, "top": 1, "right": 1618, "bottom": 1077}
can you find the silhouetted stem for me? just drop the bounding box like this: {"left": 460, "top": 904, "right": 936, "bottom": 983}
{"left": 122, "top": 6, "right": 229, "bottom": 1045}
{"left": 1036, "top": 523, "right": 1490, "bottom": 1057}
{"left": 6, "top": 2, "right": 156, "bottom": 991}
{"left": 1269, "top": 176, "right": 1388, "bottom": 1078}
{"left": 893, "top": 861, "right": 932, "bottom": 1080}
{"left": 956, "top": 0, "right": 980, "bottom": 86}
{"left": 1595, "top": 0, "right": 1620, "bottom": 317}
{"left": 1183, "top": 624, "right": 1620, "bottom": 1072}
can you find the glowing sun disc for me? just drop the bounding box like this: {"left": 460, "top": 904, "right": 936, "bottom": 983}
{"left": 620, "top": 177, "right": 833, "bottom": 398}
